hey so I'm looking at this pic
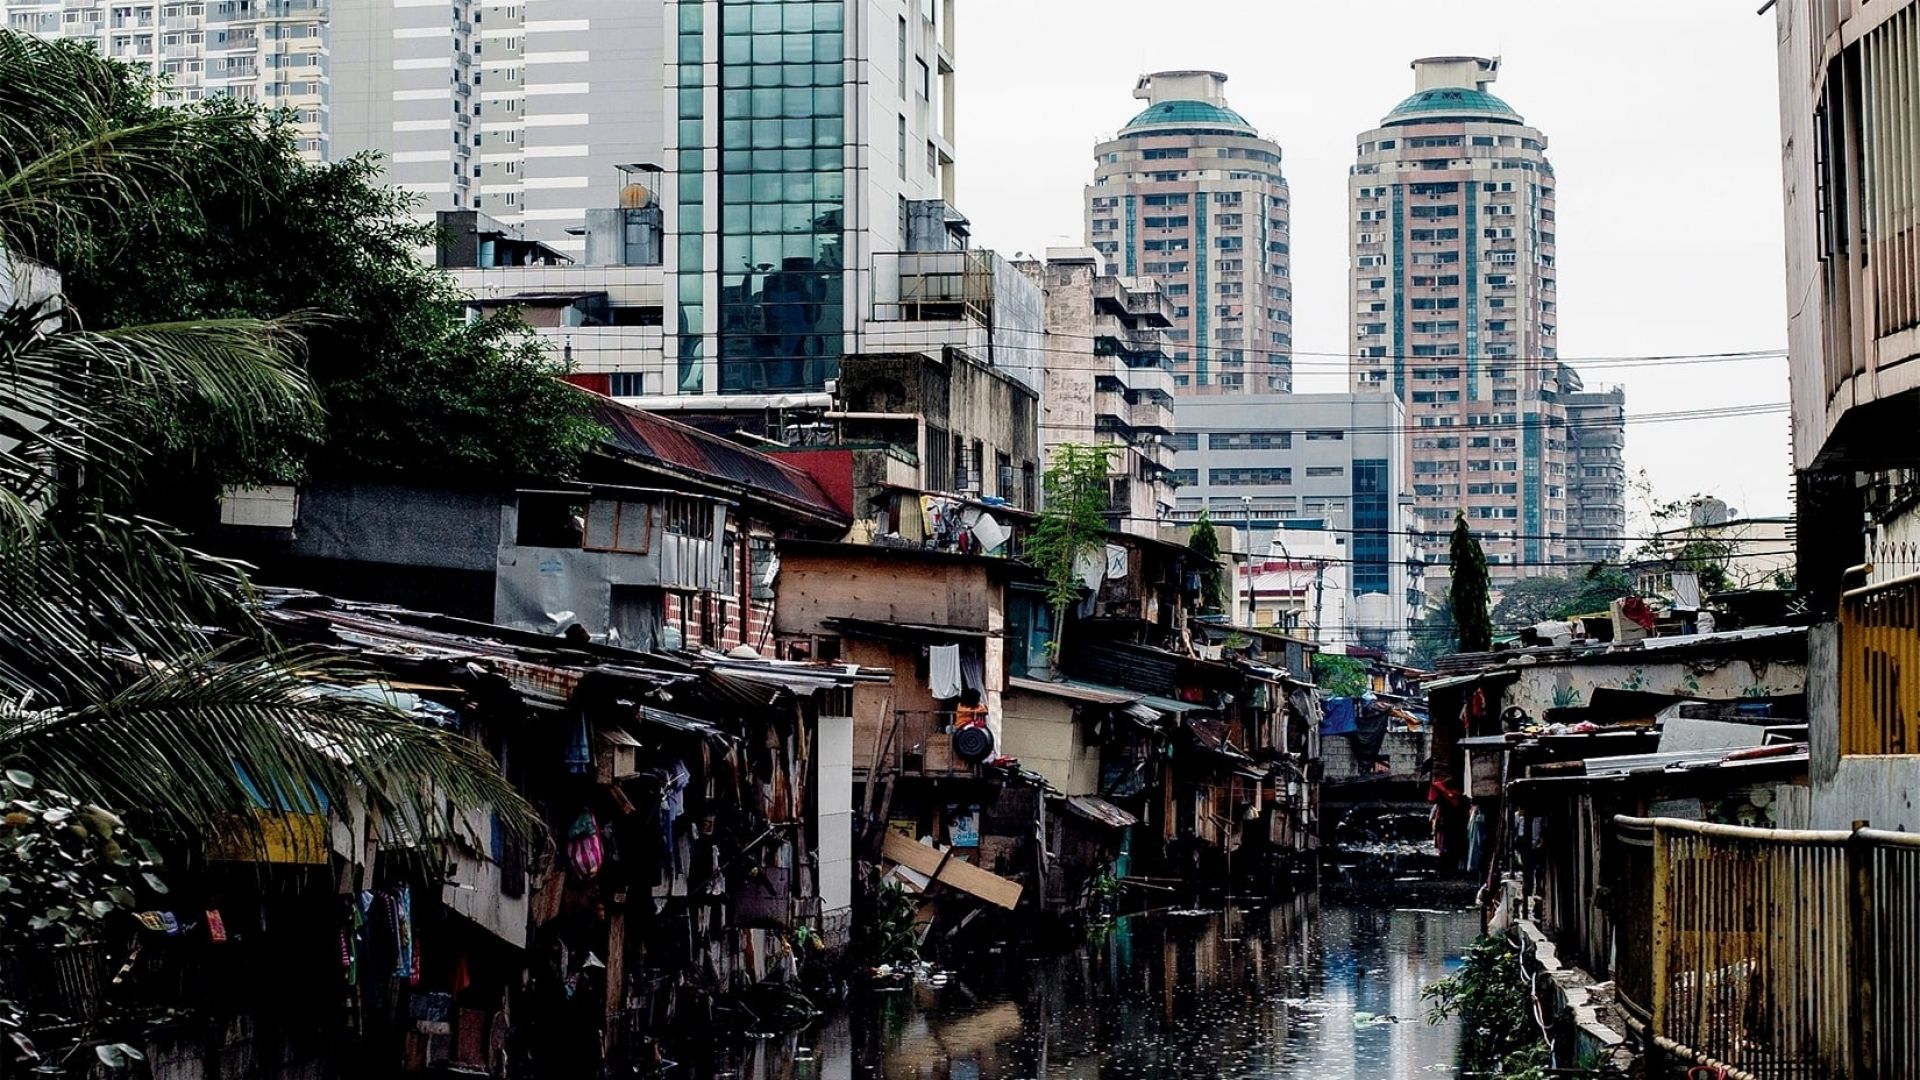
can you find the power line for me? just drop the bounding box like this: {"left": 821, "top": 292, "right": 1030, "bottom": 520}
{"left": 852, "top": 327, "right": 1785, "bottom": 372}
{"left": 1032, "top": 401, "right": 1786, "bottom": 437}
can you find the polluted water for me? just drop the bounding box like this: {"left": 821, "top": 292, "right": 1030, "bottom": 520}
{"left": 700, "top": 896, "right": 1480, "bottom": 1079}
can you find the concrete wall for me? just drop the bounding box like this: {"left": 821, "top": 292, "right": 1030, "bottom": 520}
{"left": 290, "top": 483, "right": 503, "bottom": 572}
{"left": 1499, "top": 650, "right": 1806, "bottom": 720}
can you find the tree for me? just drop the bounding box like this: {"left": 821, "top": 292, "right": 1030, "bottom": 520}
{"left": 1312, "top": 654, "right": 1369, "bottom": 698}
{"left": 1627, "top": 472, "right": 1736, "bottom": 593}
{"left": 1026, "top": 445, "right": 1117, "bottom": 659}
{"left": 1188, "top": 510, "right": 1226, "bottom": 614}
{"left": 1406, "top": 601, "right": 1458, "bottom": 671}
{"left": 1490, "top": 564, "right": 1633, "bottom": 627}
{"left": 1450, "top": 514, "right": 1493, "bottom": 653}
{"left": 35, "top": 36, "right": 601, "bottom": 495}
{"left": 0, "top": 29, "right": 535, "bottom": 894}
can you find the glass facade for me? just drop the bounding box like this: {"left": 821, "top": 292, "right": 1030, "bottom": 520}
{"left": 715, "top": 0, "right": 846, "bottom": 393}
{"left": 675, "top": 2, "right": 705, "bottom": 393}
{"left": 1351, "top": 458, "right": 1390, "bottom": 594}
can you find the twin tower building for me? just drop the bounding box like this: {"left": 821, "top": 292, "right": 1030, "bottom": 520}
{"left": 1098, "top": 58, "right": 1626, "bottom": 607}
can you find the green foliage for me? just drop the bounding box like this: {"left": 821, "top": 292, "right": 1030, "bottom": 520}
{"left": 1188, "top": 510, "right": 1227, "bottom": 614}
{"left": 1422, "top": 935, "right": 1544, "bottom": 1073}
{"left": 0, "top": 769, "right": 162, "bottom": 1071}
{"left": 1028, "top": 444, "right": 1119, "bottom": 622}
{"left": 855, "top": 881, "right": 921, "bottom": 970}
{"left": 1490, "top": 564, "right": 1633, "bottom": 627}
{"left": 1312, "top": 654, "right": 1369, "bottom": 698}
{"left": 16, "top": 32, "right": 600, "bottom": 491}
{"left": 1629, "top": 474, "right": 1737, "bottom": 593}
{"left": 1449, "top": 515, "right": 1493, "bottom": 653}
{"left": 1405, "top": 602, "right": 1458, "bottom": 671}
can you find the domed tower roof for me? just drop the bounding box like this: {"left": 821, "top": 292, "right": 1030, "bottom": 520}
{"left": 1381, "top": 86, "right": 1523, "bottom": 126}
{"left": 1121, "top": 98, "right": 1256, "bottom": 135}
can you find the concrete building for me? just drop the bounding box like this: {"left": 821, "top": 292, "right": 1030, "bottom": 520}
{"left": 1563, "top": 374, "right": 1627, "bottom": 565}
{"left": 1028, "top": 247, "right": 1177, "bottom": 536}
{"left": 1086, "top": 70, "right": 1293, "bottom": 394}
{"left": 5, "top": 0, "right": 331, "bottom": 160}
{"left": 1170, "top": 393, "right": 1423, "bottom": 654}
{"left": 1771, "top": 0, "right": 1920, "bottom": 832}
{"left": 327, "top": 0, "right": 664, "bottom": 251}
{"left": 1349, "top": 56, "right": 1571, "bottom": 587}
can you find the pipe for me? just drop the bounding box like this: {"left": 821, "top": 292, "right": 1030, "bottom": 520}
{"left": 1649, "top": 1034, "right": 1761, "bottom": 1080}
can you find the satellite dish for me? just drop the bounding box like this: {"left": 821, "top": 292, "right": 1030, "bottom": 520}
{"left": 619, "top": 182, "right": 652, "bottom": 209}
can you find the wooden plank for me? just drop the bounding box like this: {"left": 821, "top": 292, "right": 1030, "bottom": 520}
{"left": 881, "top": 832, "right": 1023, "bottom": 910}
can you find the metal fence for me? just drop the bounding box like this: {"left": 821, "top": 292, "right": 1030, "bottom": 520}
{"left": 1613, "top": 815, "right": 1920, "bottom": 1079}
{"left": 1839, "top": 570, "right": 1920, "bottom": 755}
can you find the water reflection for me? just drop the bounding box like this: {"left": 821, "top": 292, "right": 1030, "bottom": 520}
{"left": 710, "top": 898, "right": 1478, "bottom": 1080}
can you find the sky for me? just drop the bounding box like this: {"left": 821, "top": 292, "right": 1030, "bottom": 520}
{"left": 952, "top": 0, "right": 1794, "bottom": 523}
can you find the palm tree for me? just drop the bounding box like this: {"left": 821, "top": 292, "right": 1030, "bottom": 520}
{"left": 0, "top": 32, "right": 536, "bottom": 849}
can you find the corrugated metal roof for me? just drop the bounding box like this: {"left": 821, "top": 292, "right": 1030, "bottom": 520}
{"left": 1061, "top": 795, "right": 1138, "bottom": 829}
{"left": 586, "top": 395, "right": 847, "bottom": 524}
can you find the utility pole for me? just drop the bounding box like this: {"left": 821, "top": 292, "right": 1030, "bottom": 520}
{"left": 1241, "top": 495, "right": 1255, "bottom": 626}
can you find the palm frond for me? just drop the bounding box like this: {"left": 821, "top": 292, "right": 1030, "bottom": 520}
{"left": 0, "top": 510, "right": 259, "bottom": 702}
{"left": 0, "top": 644, "right": 542, "bottom": 848}
{"left": 0, "top": 33, "right": 259, "bottom": 261}
{"left": 0, "top": 297, "right": 320, "bottom": 500}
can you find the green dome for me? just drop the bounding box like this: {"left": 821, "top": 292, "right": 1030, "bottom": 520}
{"left": 1382, "top": 87, "right": 1522, "bottom": 126}
{"left": 1121, "top": 99, "right": 1254, "bottom": 135}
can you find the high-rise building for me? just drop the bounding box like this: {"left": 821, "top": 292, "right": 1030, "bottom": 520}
{"left": 1349, "top": 56, "right": 1570, "bottom": 586}
{"left": 664, "top": 0, "right": 970, "bottom": 398}
{"left": 4, "top": 0, "right": 331, "bottom": 161}
{"left": 329, "top": 0, "right": 665, "bottom": 254}
{"left": 1086, "top": 70, "right": 1293, "bottom": 394}
{"left": 1027, "top": 247, "right": 1178, "bottom": 535}
{"left": 1563, "top": 372, "right": 1627, "bottom": 566}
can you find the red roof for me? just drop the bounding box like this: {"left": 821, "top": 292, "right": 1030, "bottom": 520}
{"left": 585, "top": 394, "right": 848, "bottom": 526}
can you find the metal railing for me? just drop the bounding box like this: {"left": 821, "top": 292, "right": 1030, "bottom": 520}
{"left": 1839, "top": 570, "right": 1920, "bottom": 755}
{"left": 1613, "top": 815, "right": 1920, "bottom": 1079}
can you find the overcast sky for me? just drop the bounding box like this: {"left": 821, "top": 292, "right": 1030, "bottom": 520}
{"left": 953, "top": 1, "right": 1792, "bottom": 523}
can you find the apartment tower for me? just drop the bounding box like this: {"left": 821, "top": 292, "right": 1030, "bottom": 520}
{"left": 4, "top": 0, "right": 331, "bottom": 160}
{"left": 328, "top": 0, "right": 665, "bottom": 254}
{"left": 1350, "top": 56, "right": 1568, "bottom": 585}
{"left": 1087, "top": 70, "right": 1293, "bottom": 394}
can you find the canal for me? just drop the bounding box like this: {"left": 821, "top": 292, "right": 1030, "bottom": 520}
{"left": 708, "top": 898, "right": 1481, "bottom": 1079}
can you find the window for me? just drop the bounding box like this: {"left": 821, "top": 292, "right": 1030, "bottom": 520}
{"left": 916, "top": 57, "right": 929, "bottom": 99}
{"left": 1208, "top": 431, "right": 1291, "bottom": 450}
{"left": 897, "top": 114, "right": 906, "bottom": 180}
{"left": 1305, "top": 430, "right": 1344, "bottom": 441}
{"left": 927, "top": 139, "right": 936, "bottom": 177}
{"left": 1208, "top": 467, "right": 1293, "bottom": 486}
{"left": 896, "top": 16, "right": 905, "bottom": 95}
{"left": 1304, "top": 466, "right": 1344, "bottom": 478}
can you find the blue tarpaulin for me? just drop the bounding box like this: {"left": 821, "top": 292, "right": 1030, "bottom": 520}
{"left": 1320, "top": 695, "right": 1356, "bottom": 736}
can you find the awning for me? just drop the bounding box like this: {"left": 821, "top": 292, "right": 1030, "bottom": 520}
{"left": 636, "top": 706, "right": 725, "bottom": 739}
{"left": 1007, "top": 676, "right": 1139, "bottom": 705}
{"left": 1424, "top": 668, "right": 1522, "bottom": 693}
{"left": 825, "top": 616, "right": 992, "bottom": 644}
{"left": 1062, "top": 795, "right": 1138, "bottom": 829}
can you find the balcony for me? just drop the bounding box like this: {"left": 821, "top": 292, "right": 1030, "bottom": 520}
{"left": 871, "top": 250, "right": 994, "bottom": 326}
{"left": 1128, "top": 397, "right": 1173, "bottom": 435}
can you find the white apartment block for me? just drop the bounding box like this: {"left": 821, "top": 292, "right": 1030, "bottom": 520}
{"left": 329, "top": 0, "right": 664, "bottom": 254}
{"left": 4, "top": 0, "right": 331, "bottom": 160}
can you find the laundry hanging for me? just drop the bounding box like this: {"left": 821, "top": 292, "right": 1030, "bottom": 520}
{"left": 928, "top": 643, "right": 963, "bottom": 700}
